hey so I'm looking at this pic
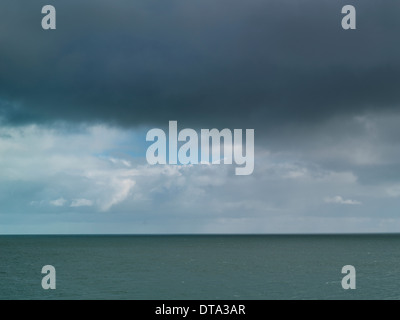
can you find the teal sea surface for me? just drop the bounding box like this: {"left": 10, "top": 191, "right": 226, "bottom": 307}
{"left": 0, "top": 234, "right": 399, "bottom": 300}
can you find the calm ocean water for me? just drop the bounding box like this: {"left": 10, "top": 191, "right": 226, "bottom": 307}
{"left": 0, "top": 234, "right": 399, "bottom": 300}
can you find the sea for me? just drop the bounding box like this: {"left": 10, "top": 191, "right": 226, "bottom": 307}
{"left": 0, "top": 234, "right": 399, "bottom": 300}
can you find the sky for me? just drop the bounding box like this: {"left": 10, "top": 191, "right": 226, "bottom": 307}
{"left": 1, "top": 0, "right": 400, "bottom": 234}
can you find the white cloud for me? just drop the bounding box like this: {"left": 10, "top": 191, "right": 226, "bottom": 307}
{"left": 109, "top": 158, "right": 131, "bottom": 167}
{"left": 71, "top": 199, "right": 93, "bottom": 207}
{"left": 386, "top": 185, "right": 400, "bottom": 198}
{"left": 324, "top": 196, "right": 362, "bottom": 205}
{"left": 1, "top": 122, "right": 395, "bottom": 234}
{"left": 98, "top": 178, "right": 136, "bottom": 211}
{"left": 0, "top": 124, "right": 146, "bottom": 214}
{"left": 49, "top": 198, "right": 67, "bottom": 207}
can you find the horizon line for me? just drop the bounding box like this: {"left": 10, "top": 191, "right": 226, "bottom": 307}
{"left": 1, "top": 232, "right": 400, "bottom": 236}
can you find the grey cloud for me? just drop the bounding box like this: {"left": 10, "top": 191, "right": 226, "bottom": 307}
{"left": 0, "top": 0, "right": 399, "bottom": 131}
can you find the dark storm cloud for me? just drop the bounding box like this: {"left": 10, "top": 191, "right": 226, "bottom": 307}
{"left": 0, "top": 0, "right": 400, "bottom": 130}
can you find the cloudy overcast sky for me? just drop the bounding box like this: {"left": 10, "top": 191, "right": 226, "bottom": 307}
{"left": 1, "top": 0, "right": 400, "bottom": 234}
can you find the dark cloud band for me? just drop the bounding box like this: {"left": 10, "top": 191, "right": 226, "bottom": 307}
{"left": 0, "top": 0, "right": 399, "bottom": 131}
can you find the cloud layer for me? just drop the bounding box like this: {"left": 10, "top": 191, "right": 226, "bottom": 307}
{"left": 0, "top": 1, "right": 400, "bottom": 131}
{"left": 0, "top": 120, "right": 399, "bottom": 234}
{"left": 1, "top": 1, "right": 400, "bottom": 233}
